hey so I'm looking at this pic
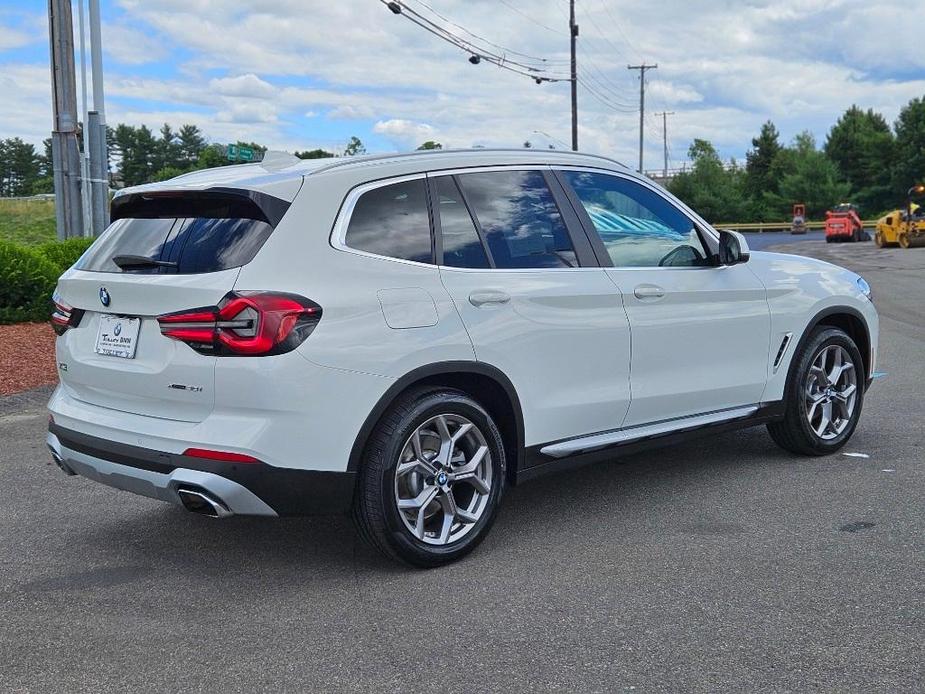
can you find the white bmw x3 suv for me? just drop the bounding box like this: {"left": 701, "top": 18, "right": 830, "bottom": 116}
{"left": 47, "top": 149, "right": 878, "bottom": 566}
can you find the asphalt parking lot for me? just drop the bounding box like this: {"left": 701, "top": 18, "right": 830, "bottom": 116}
{"left": 1, "top": 238, "right": 922, "bottom": 693}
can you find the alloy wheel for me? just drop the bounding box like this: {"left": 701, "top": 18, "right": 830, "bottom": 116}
{"left": 804, "top": 344, "right": 858, "bottom": 440}
{"left": 393, "top": 414, "right": 493, "bottom": 545}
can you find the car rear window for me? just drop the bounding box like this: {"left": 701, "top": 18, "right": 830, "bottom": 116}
{"left": 76, "top": 192, "right": 282, "bottom": 274}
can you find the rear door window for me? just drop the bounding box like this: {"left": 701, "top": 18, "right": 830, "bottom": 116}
{"left": 434, "top": 176, "right": 490, "bottom": 269}
{"left": 455, "top": 170, "right": 577, "bottom": 269}
{"left": 344, "top": 178, "right": 433, "bottom": 264}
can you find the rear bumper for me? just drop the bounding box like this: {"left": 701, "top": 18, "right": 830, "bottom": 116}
{"left": 48, "top": 423, "right": 356, "bottom": 516}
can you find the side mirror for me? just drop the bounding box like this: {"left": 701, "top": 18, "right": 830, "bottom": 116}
{"left": 718, "top": 229, "right": 750, "bottom": 265}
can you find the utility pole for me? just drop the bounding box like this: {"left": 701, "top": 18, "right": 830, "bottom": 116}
{"left": 48, "top": 0, "right": 84, "bottom": 239}
{"left": 88, "top": 0, "right": 109, "bottom": 232}
{"left": 655, "top": 111, "right": 674, "bottom": 179}
{"left": 569, "top": 0, "right": 578, "bottom": 151}
{"left": 627, "top": 63, "right": 657, "bottom": 173}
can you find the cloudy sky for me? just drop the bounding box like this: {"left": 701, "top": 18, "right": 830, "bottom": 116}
{"left": 2, "top": 0, "right": 924, "bottom": 170}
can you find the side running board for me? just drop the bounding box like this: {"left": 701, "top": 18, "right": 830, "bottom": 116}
{"left": 539, "top": 406, "right": 760, "bottom": 459}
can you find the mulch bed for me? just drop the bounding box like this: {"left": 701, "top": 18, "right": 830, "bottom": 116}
{"left": 0, "top": 323, "right": 58, "bottom": 396}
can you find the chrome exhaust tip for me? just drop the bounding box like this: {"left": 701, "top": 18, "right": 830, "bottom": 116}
{"left": 48, "top": 445, "right": 76, "bottom": 476}
{"left": 177, "top": 487, "right": 233, "bottom": 518}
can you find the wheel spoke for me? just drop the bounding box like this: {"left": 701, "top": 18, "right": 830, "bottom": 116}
{"left": 835, "top": 383, "right": 856, "bottom": 403}
{"left": 465, "top": 475, "right": 491, "bottom": 495}
{"left": 396, "top": 458, "right": 438, "bottom": 478}
{"left": 436, "top": 505, "right": 454, "bottom": 543}
{"left": 434, "top": 415, "right": 454, "bottom": 465}
{"left": 814, "top": 402, "right": 833, "bottom": 437}
{"left": 810, "top": 364, "right": 829, "bottom": 387}
{"left": 456, "top": 507, "right": 479, "bottom": 524}
{"left": 452, "top": 445, "right": 488, "bottom": 478}
{"left": 806, "top": 390, "right": 825, "bottom": 421}
{"left": 451, "top": 421, "right": 474, "bottom": 445}
{"left": 398, "top": 485, "right": 438, "bottom": 511}
{"left": 440, "top": 488, "right": 458, "bottom": 519}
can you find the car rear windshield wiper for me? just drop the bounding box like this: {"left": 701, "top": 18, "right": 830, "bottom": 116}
{"left": 111, "top": 254, "right": 178, "bottom": 270}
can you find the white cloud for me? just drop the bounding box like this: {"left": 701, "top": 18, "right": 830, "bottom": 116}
{"left": 373, "top": 119, "right": 436, "bottom": 147}
{"left": 327, "top": 104, "right": 377, "bottom": 120}
{"left": 209, "top": 73, "right": 277, "bottom": 99}
{"left": 215, "top": 100, "right": 278, "bottom": 124}
{"left": 102, "top": 23, "right": 170, "bottom": 65}
{"left": 0, "top": 25, "right": 31, "bottom": 52}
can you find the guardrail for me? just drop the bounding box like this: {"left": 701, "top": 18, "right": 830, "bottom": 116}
{"left": 716, "top": 221, "right": 878, "bottom": 233}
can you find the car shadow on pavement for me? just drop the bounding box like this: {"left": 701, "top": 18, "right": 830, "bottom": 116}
{"left": 62, "top": 424, "right": 823, "bottom": 579}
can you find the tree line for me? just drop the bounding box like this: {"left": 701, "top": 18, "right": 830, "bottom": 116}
{"left": 0, "top": 127, "right": 378, "bottom": 195}
{"left": 668, "top": 96, "right": 925, "bottom": 222}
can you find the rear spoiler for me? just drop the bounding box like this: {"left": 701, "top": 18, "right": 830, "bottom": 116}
{"left": 111, "top": 188, "right": 291, "bottom": 227}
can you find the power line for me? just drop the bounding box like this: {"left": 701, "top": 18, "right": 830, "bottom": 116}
{"left": 577, "top": 48, "right": 637, "bottom": 109}
{"left": 380, "top": 1, "right": 568, "bottom": 81}
{"left": 407, "top": 0, "right": 568, "bottom": 65}
{"left": 576, "top": 76, "right": 636, "bottom": 114}
{"left": 397, "top": 2, "right": 563, "bottom": 73}
{"left": 594, "top": 0, "right": 645, "bottom": 63}
{"left": 497, "top": 0, "right": 565, "bottom": 36}
{"left": 581, "top": 0, "right": 633, "bottom": 63}
{"left": 576, "top": 74, "right": 636, "bottom": 113}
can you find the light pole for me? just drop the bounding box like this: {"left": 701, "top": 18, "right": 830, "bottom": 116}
{"left": 48, "top": 0, "right": 83, "bottom": 239}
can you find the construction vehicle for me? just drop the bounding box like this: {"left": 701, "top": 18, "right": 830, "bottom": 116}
{"left": 791, "top": 203, "right": 807, "bottom": 234}
{"left": 875, "top": 185, "right": 925, "bottom": 249}
{"left": 824, "top": 203, "right": 864, "bottom": 242}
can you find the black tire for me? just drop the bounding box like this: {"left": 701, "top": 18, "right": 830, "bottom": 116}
{"left": 352, "top": 387, "right": 506, "bottom": 568}
{"left": 767, "top": 327, "right": 865, "bottom": 456}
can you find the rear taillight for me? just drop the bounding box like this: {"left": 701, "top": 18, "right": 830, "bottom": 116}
{"left": 157, "top": 291, "right": 322, "bottom": 356}
{"left": 50, "top": 291, "right": 84, "bottom": 336}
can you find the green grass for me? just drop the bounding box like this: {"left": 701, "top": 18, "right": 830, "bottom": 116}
{"left": 0, "top": 198, "right": 58, "bottom": 246}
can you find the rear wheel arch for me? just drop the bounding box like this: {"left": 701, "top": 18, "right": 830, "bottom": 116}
{"left": 784, "top": 307, "right": 871, "bottom": 401}
{"left": 347, "top": 361, "right": 524, "bottom": 485}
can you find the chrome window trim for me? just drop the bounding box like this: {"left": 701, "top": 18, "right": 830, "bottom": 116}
{"left": 330, "top": 172, "right": 437, "bottom": 269}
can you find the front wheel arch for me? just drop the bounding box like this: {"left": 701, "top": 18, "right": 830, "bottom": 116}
{"left": 782, "top": 307, "right": 871, "bottom": 404}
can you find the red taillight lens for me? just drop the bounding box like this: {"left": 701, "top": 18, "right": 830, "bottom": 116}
{"left": 50, "top": 291, "right": 84, "bottom": 336}
{"left": 157, "top": 291, "right": 321, "bottom": 356}
{"left": 183, "top": 447, "right": 261, "bottom": 463}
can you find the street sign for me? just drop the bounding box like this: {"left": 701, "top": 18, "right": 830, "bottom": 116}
{"left": 226, "top": 144, "right": 256, "bottom": 162}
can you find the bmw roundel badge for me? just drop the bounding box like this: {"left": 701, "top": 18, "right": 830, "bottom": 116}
{"left": 99, "top": 287, "right": 110, "bottom": 307}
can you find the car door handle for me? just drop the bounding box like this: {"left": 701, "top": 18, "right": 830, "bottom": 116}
{"left": 469, "top": 291, "right": 511, "bottom": 307}
{"left": 634, "top": 284, "right": 666, "bottom": 301}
